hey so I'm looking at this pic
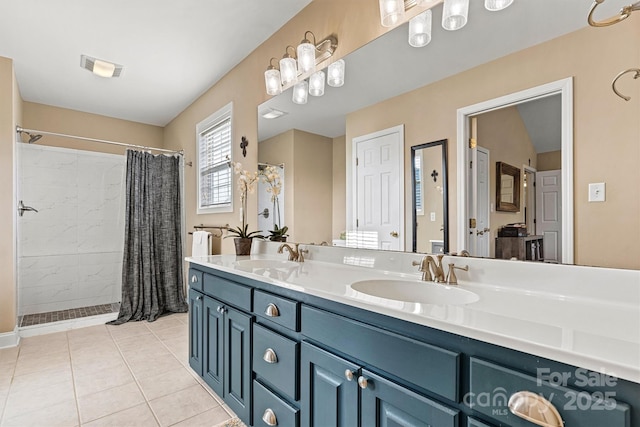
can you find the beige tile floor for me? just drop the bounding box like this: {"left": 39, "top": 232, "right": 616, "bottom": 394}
{"left": 0, "top": 313, "right": 239, "bottom": 427}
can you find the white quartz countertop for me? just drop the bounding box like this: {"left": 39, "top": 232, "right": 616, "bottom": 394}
{"left": 186, "top": 248, "right": 640, "bottom": 384}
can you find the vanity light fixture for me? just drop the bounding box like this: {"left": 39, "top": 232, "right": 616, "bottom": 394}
{"left": 292, "top": 80, "right": 309, "bottom": 104}
{"left": 279, "top": 46, "right": 298, "bottom": 86}
{"left": 484, "top": 0, "right": 514, "bottom": 11}
{"left": 264, "top": 58, "right": 282, "bottom": 96}
{"left": 264, "top": 31, "right": 339, "bottom": 97}
{"left": 379, "top": 0, "right": 406, "bottom": 27}
{"left": 327, "top": 59, "right": 345, "bottom": 87}
{"left": 297, "top": 31, "right": 317, "bottom": 74}
{"left": 442, "top": 0, "right": 469, "bottom": 31}
{"left": 409, "top": 9, "right": 433, "bottom": 47}
{"left": 80, "top": 54, "right": 123, "bottom": 78}
{"left": 309, "top": 70, "right": 326, "bottom": 96}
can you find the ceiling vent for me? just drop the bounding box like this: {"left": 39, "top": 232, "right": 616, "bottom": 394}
{"left": 80, "top": 54, "right": 123, "bottom": 78}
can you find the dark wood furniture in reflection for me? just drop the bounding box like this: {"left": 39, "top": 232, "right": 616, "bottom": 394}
{"left": 495, "top": 235, "right": 544, "bottom": 261}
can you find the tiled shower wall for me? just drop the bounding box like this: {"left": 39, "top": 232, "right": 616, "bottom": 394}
{"left": 18, "top": 144, "right": 125, "bottom": 315}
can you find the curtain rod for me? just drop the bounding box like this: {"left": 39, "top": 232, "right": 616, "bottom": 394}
{"left": 16, "top": 126, "right": 183, "bottom": 155}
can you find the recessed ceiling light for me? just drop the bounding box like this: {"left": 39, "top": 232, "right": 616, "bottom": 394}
{"left": 80, "top": 54, "right": 123, "bottom": 78}
{"left": 261, "top": 108, "right": 288, "bottom": 119}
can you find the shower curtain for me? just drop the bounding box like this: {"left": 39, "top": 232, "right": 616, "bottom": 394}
{"left": 109, "top": 150, "right": 188, "bottom": 324}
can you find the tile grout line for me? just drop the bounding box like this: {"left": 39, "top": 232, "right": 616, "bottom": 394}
{"left": 66, "top": 330, "right": 83, "bottom": 427}
{"left": 105, "top": 323, "right": 163, "bottom": 427}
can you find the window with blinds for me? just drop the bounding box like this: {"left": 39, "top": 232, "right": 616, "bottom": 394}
{"left": 414, "top": 152, "right": 424, "bottom": 216}
{"left": 197, "top": 103, "right": 233, "bottom": 213}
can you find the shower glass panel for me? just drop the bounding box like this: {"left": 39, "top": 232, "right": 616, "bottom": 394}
{"left": 17, "top": 144, "right": 125, "bottom": 319}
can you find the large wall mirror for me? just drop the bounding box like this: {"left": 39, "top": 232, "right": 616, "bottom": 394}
{"left": 257, "top": 0, "right": 638, "bottom": 269}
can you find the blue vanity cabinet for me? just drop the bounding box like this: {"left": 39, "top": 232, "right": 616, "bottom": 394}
{"left": 188, "top": 270, "right": 254, "bottom": 425}
{"left": 300, "top": 342, "right": 359, "bottom": 427}
{"left": 188, "top": 288, "right": 203, "bottom": 376}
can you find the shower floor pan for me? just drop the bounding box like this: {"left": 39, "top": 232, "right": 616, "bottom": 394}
{"left": 19, "top": 302, "right": 120, "bottom": 327}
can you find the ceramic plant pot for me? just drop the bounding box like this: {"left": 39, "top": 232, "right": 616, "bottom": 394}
{"left": 234, "top": 237, "right": 252, "bottom": 255}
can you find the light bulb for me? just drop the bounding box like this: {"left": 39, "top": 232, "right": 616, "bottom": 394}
{"left": 328, "top": 59, "right": 345, "bottom": 87}
{"left": 264, "top": 68, "right": 281, "bottom": 96}
{"left": 279, "top": 56, "right": 297, "bottom": 86}
{"left": 292, "top": 80, "right": 308, "bottom": 104}
{"left": 379, "top": 0, "right": 405, "bottom": 27}
{"left": 309, "top": 71, "right": 325, "bottom": 96}
{"left": 297, "top": 41, "right": 316, "bottom": 74}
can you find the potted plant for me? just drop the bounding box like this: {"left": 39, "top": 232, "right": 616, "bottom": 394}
{"left": 227, "top": 162, "right": 263, "bottom": 255}
{"left": 260, "top": 164, "right": 288, "bottom": 242}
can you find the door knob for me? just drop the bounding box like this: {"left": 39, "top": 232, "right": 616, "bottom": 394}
{"left": 476, "top": 230, "right": 484, "bottom": 236}
{"left": 17, "top": 201, "right": 38, "bottom": 217}
{"left": 390, "top": 231, "right": 399, "bottom": 238}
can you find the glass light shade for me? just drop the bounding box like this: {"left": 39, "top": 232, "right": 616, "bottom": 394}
{"left": 264, "top": 68, "right": 281, "bottom": 96}
{"left": 379, "top": 0, "right": 405, "bottom": 27}
{"left": 408, "top": 10, "right": 432, "bottom": 48}
{"left": 292, "top": 80, "right": 308, "bottom": 104}
{"left": 327, "top": 59, "right": 345, "bottom": 87}
{"left": 297, "top": 42, "right": 316, "bottom": 74}
{"left": 485, "top": 0, "right": 513, "bottom": 11}
{"left": 309, "top": 71, "right": 325, "bottom": 97}
{"left": 442, "top": 0, "right": 469, "bottom": 31}
{"left": 279, "top": 56, "right": 298, "bottom": 86}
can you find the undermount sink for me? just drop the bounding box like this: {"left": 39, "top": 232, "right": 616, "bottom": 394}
{"left": 350, "top": 279, "right": 479, "bottom": 306}
{"left": 234, "top": 259, "right": 299, "bottom": 270}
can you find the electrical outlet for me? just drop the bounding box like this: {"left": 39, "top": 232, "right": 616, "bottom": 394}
{"left": 588, "top": 182, "right": 605, "bottom": 202}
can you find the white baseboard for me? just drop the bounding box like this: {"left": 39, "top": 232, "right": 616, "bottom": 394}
{"left": 19, "top": 312, "right": 118, "bottom": 338}
{"left": 0, "top": 327, "right": 20, "bottom": 348}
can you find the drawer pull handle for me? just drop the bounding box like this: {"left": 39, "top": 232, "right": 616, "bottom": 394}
{"left": 344, "top": 369, "right": 355, "bottom": 381}
{"left": 508, "top": 391, "right": 564, "bottom": 427}
{"left": 262, "top": 408, "right": 277, "bottom": 426}
{"left": 191, "top": 275, "right": 198, "bottom": 283}
{"left": 264, "top": 303, "right": 280, "bottom": 317}
{"left": 263, "top": 348, "right": 278, "bottom": 364}
{"left": 357, "top": 376, "right": 368, "bottom": 389}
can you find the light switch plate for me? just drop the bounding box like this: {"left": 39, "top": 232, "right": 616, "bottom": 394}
{"left": 588, "top": 182, "right": 605, "bottom": 202}
{"left": 430, "top": 212, "right": 436, "bottom": 221}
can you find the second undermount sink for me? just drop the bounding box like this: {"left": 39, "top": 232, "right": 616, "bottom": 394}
{"left": 350, "top": 279, "right": 479, "bottom": 305}
{"left": 234, "top": 259, "right": 299, "bottom": 270}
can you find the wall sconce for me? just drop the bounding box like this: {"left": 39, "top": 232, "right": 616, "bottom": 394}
{"left": 264, "top": 31, "right": 341, "bottom": 100}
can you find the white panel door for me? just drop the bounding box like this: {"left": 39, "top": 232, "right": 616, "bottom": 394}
{"left": 355, "top": 130, "right": 402, "bottom": 251}
{"left": 536, "top": 170, "right": 562, "bottom": 263}
{"left": 468, "top": 146, "right": 490, "bottom": 257}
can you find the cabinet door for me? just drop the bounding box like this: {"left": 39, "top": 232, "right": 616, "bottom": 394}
{"left": 300, "top": 342, "right": 359, "bottom": 427}
{"left": 188, "top": 289, "right": 203, "bottom": 375}
{"left": 203, "top": 296, "right": 224, "bottom": 397}
{"left": 224, "top": 307, "right": 252, "bottom": 424}
{"left": 360, "top": 369, "right": 459, "bottom": 427}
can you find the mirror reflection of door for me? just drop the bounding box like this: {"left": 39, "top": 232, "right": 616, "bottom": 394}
{"left": 353, "top": 126, "right": 404, "bottom": 251}
{"left": 411, "top": 139, "right": 448, "bottom": 254}
{"left": 469, "top": 94, "right": 562, "bottom": 260}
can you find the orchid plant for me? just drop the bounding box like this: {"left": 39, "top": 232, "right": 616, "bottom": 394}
{"left": 226, "top": 162, "right": 264, "bottom": 239}
{"left": 260, "top": 165, "right": 288, "bottom": 241}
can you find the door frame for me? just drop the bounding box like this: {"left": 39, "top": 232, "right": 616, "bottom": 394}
{"left": 456, "top": 78, "right": 574, "bottom": 264}
{"left": 348, "top": 125, "right": 405, "bottom": 250}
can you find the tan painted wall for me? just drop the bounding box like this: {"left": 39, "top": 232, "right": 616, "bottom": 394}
{"left": 477, "top": 106, "right": 537, "bottom": 257}
{"left": 332, "top": 135, "right": 346, "bottom": 240}
{"left": 163, "top": 0, "right": 437, "bottom": 254}
{"left": 346, "top": 23, "right": 639, "bottom": 269}
{"left": 0, "top": 57, "right": 20, "bottom": 334}
{"left": 22, "top": 102, "right": 164, "bottom": 155}
{"left": 537, "top": 150, "right": 561, "bottom": 172}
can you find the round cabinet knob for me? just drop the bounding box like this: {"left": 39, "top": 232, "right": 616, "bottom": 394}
{"left": 264, "top": 303, "right": 280, "bottom": 317}
{"left": 216, "top": 306, "right": 223, "bottom": 313}
{"left": 344, "top": 369, "right": 355, "bottom": 381}
{"left": 357, "top": 376, "right": 368, "bottom": 389}
{"left": 191, "top": 275, "right": 198, "bottom": 283}
{"left": 262, "top": 408, "right": 278, "bottom": 426}
{"left": 263, "top": 348, "right": 278, "bottom": 364}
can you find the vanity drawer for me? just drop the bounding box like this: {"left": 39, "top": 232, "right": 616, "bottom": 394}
{"left": 302, "top": 306, "right": 460, "bottom": 402}
{"left": 253, "top": 324, "right": 299, "bottom": 400}
{"left": 253, "top": 380, "right": 299, "bottom": 427}
{"left": 203, "top": 273, "right": 252, "bottom": 311}
{"left": 467, "top": 417, "right": 495, "bottom": 427}
{"left": 469, "top": 358, "right": 630, "bottom": 427}
{"left": 188, "top": 268, "right": 203, "bottom": 292}
{"left": 254, "top": 290, "right": 300, "bottom": 331}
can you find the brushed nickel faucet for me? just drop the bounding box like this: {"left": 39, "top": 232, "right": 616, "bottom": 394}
{"left": 413, "top": 255, "right": 469, "bottom": 285}
{"left": 278, "top": 243, "right": 308, "bottom": 262}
